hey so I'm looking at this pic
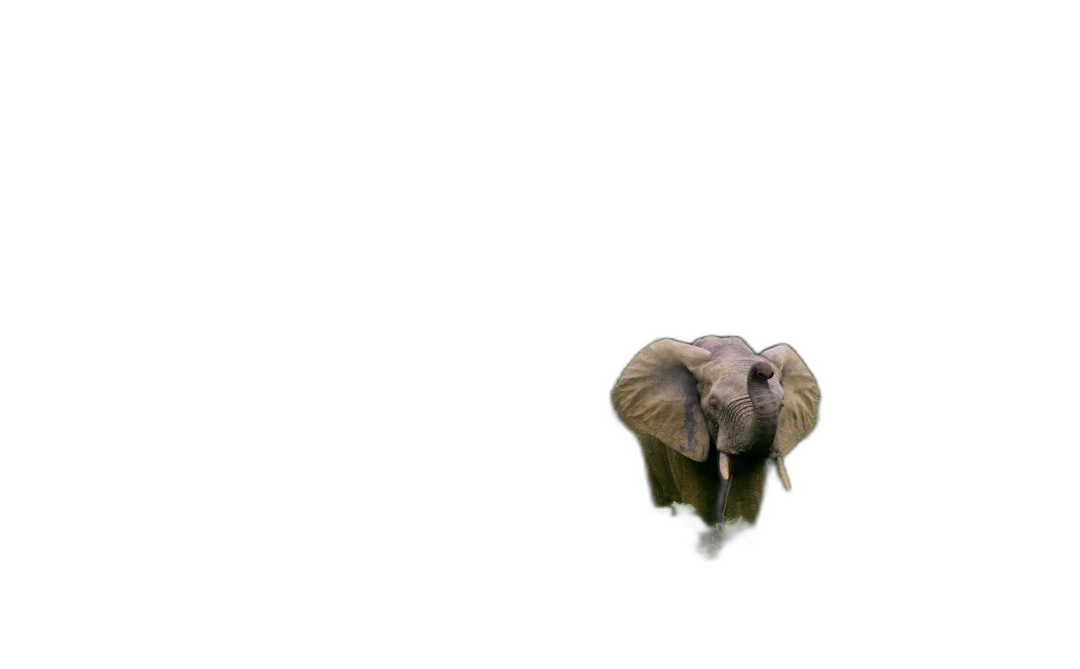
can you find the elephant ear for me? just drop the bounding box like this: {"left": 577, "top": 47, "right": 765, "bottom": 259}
{"left": 612, "top": 339, "right": 713, "bottom": 462}
{"left": 760, "top": 344, "right": 820, "bottom": 457}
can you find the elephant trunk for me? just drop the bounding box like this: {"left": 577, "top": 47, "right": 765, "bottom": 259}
{"left": 721, "top": 363, "right": 781, "bottom": 546}
{"left": 747, "top": 362, "right": 780, "bottom": 450}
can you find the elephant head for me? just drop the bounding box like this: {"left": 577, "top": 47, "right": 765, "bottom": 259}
{"left": 612, "top": 336, "right": 819, "bottom": 527}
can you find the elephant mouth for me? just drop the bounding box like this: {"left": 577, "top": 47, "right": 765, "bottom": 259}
{"left": 717, "top": 449, "right": 794, "bottom": 492}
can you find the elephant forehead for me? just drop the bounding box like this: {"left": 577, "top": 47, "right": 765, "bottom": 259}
{"left": 699, "top": 355, "right": 762, "bottom": 377}
{"left": 699, "top": 357, "right": 783, "bottom": 394}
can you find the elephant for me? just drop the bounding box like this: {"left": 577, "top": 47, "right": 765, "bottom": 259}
{"left": 612, "top": 336, "right": 819, "bottom": 528}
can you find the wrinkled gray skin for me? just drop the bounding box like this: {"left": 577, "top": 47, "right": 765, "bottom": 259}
{"left": 612, "top": 336, "right": 819, "bottom": 528}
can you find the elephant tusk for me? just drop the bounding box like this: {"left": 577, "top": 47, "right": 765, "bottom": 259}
{"left": 718, "top": 451, "right": 731, "bottom": 480}
{"left": 774, "top": 456, "right": 791, "bottom": 490}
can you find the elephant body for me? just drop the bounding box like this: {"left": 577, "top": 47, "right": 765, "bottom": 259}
{"left": 637, "top": 433, "right": 768, "bottom": 525}
{"left": 612, "top": 336, "right": 819, "bottom": 528}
